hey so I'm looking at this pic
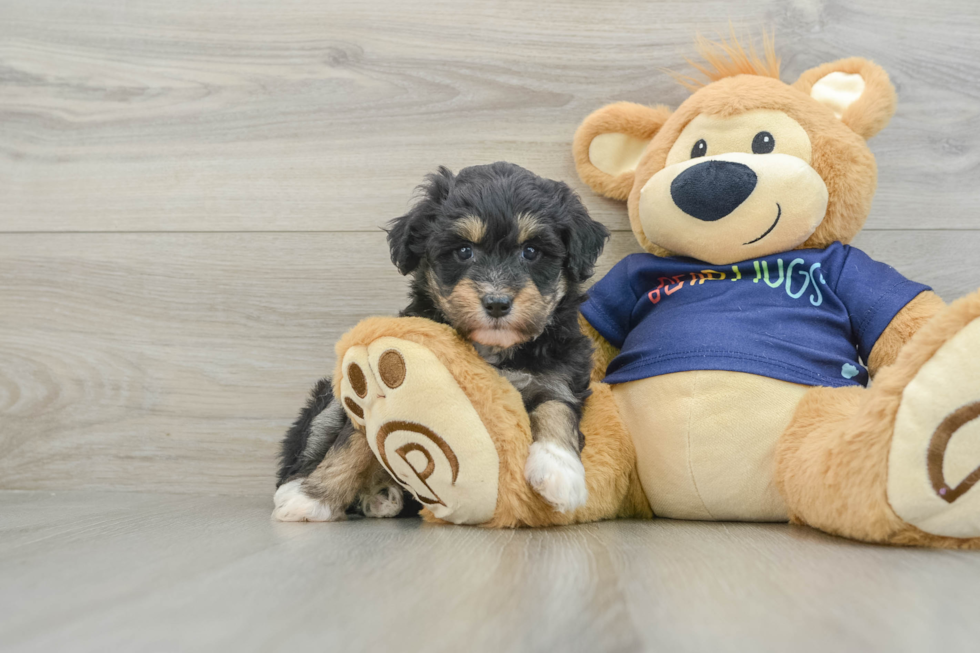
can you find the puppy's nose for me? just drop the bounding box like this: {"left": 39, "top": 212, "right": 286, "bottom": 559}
{"left": 482, "top": 295, "right": 512, "bottom": 318}
{"left": 670, "top": 160, "right": 758, "bottom": 222}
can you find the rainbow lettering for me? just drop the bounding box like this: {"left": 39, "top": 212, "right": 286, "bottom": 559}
{"left": 647, "top": 256, "right": 827, "bottom": 307}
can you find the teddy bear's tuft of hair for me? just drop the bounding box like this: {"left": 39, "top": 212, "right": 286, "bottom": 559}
{"left": 672, "top": 27, "right": 780, "bottom": 91}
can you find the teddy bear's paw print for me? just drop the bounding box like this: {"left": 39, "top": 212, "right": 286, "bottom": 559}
{"left": 339, "top": 337, "right": 500, "bottom": 525}
{"left": 888, "top": 311, "right": 980, "bottom": 539}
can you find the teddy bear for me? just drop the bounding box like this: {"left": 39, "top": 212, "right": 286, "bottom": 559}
{"left": 330, "top": 34, "right": 980, "bottom": 547}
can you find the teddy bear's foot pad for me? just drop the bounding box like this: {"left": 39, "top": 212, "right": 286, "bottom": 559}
{"left": 888, "top": 315, "right": 980, "bottom": 538}
{"left": 339, "top": 337, "right": 499, "bottom": 525}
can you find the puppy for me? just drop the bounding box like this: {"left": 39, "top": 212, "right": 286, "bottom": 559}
{"left": 273, "top": 162, "right": 609, "bottom": 521}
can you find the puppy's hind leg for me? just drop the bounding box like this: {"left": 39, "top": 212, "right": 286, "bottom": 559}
{"left": 524, "top": 400, "right": 588, "bottom": 513}
{"left": 357, "top": 462, "right": 415, "bottom": 518}
{"left": 273, "top": 423, "right": 374, "bottom": 522}
{"left": 277, "top": 378, "right": 350, "bottom": 486}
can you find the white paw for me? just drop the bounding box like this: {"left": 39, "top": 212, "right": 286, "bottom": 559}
{"left": 524, "top": 441, "right": 588, "bottom": 513}
{"left": 360, "top": 485, "right": 404, "bottom": 518}
{"left": 272, "top": 479, "right": 339, "bottom": 522}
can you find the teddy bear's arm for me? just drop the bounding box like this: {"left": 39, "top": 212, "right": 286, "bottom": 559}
{"left": 579, "top": 313, "right": 620, "bottom": 382}
{"left": 867, "top": 290, "right": 946, "bottom": 377}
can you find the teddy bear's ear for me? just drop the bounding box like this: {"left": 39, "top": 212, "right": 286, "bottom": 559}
{"left": 573, "top": 102, "right": 672, "bottom": 201}
{"left": 792, "top": 57, "right": 897, "bottom": 140}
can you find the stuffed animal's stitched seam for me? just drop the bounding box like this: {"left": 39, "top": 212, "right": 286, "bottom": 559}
{"left": 608, "top": 350, "right": 857, "bottom": 387}
{"left": 585, "top": 303, "right": 627, "bottom": 348}
{"left": 624, "top": 252, "right": 641, "bottom": 324}
{"left": 853, "top": 279, "right": 924, "bottom": 353}
{"left": 833, "top": 245, "right": 853, "bottom": 295}
{"left": 613, "top": 349, "right": 815, "bottom": 371}
{"left": 684, "top": 370, "right": 715, "bottom": 519}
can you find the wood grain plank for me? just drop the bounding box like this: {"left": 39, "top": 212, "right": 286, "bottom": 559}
{"left": 0, "top": 232, "right": 405, "bottom": 495}
{"left": 1, "top": 230, "right": 978, "bottom": 494}
{"left": 1, "top": 0, "right": 979, "bottom": 232}
{"left": 1, "top": 490, "right": 979, "bottom": 653}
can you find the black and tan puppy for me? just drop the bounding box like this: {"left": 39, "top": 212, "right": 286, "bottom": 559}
{"left": 273, "top": 162, "right": 609, "bottom": 521}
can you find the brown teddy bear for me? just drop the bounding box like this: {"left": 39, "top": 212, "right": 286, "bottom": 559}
{"left": 331, "top": 35, "right": 980, "bottom": 547}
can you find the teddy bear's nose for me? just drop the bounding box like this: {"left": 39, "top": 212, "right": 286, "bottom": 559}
{"left": 670, "top": 160, "right": 758, "bottom": 222}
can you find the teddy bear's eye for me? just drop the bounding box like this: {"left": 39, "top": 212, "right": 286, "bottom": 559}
{"left": 752, "top": 131, "right": 775, "bottom": 154}
{"left": 690, "top": 139, "right": 708, "bottom": 158}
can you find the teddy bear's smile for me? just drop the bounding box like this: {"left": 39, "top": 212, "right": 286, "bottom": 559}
{"left": 638, "top": 147, "right": 828, "bottom": 265}
{"left": 633, "top": 108, "right": 832, "bottom": 266}
{"left": 661, "top": 153, "right": 785, "bottom": 246}
{"left": 743, "top": 203, "right": 781, "bottom": 245}
{"left": 663, "top": 156, "right": 784, "bottom": 245}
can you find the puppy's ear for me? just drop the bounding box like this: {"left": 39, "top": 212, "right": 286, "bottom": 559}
{"left": 558, "top": 185, "right": 610, "bottom": 283}
{"left": 387, "top": 167, "right": 455, "bottom": 275}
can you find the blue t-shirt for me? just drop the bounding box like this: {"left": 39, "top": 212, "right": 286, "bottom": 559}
{"left": 581, "top": 243, "right": 930, "bottom": 388}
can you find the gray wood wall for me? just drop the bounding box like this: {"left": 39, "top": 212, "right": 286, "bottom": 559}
{"left": 2, "top": 0, "right": 979, "bottom": 496}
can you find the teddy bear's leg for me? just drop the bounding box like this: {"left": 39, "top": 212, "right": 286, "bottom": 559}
{"left": 338, "top": 329, "right": 503, "bottom": 525}
{"left": 333, "top": 316, "right": 647, "bottom": 527}
{"left": 776, "top": 291, "right": 980, "bottom": 548}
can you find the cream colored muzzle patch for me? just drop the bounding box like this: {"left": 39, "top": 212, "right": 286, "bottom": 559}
{"left": 888, "top": 318, "right": 980, "bottom": 538}
{"left": 638, "top": 152, "right": 828, "bottom": 265}
{"left": 340, "top": 337, "right": 500, "bottom": 525}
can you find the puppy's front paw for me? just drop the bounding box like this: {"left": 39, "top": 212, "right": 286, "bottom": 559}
{"left": 524, "top": 441, "right": 588, "bottom": 513}
{"left": 360, "top": 484, "right": 404, "bottom": 518}
{"left": 272, "top": 479, "right": 340, "bottom": 522}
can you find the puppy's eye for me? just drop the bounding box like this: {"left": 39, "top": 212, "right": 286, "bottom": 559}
{"left": 521, "top": 245, "right": 541, "bottom": 262}
{"left": 691, "top": 139, "right": 707, "bottom": 158}
{"left": 752, "top": 131, "right": 775, "bottom": 154}
{"left": 454, "top": 245, "right": 473, "bottom": 261}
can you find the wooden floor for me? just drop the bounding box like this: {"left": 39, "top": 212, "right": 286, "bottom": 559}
{"left": 3, "top": 0, "right": 980, "bottom": 650}
{"left": 1, "top": 490, "right": 979, "bottom": 653}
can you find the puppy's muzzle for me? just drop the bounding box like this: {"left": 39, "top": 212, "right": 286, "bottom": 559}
{"left": 481, "top": 294, "right": 513, "bottom": 318}
{"left": 670, "top": 160, "right": 758, "bottom": 222}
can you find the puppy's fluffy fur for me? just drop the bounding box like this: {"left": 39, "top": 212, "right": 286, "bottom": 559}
{"left": 275, "top": 162, "right": 609, "bottom": 521}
